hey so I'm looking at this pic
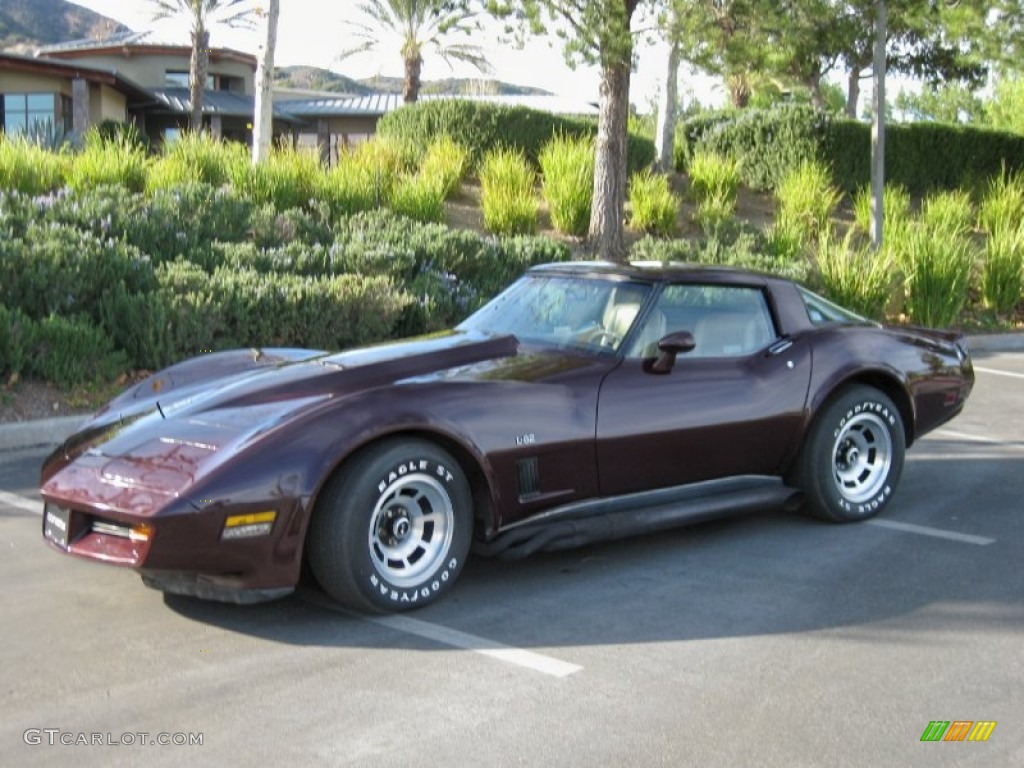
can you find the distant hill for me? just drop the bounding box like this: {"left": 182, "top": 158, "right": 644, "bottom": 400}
{"left": 0, "top": 0, "right": 130, "bottom": 51}
{"left": 272, "top": 66, "right": 372, "bottom": 95}
{"left": 274, "top": 66, "right": 551, "bottom": 97}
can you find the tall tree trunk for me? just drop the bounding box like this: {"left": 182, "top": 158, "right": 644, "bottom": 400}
{"left": 807, "top": 73, "right": 825, "bottom": 112}
{"left": 190, "top": 25, "right": 210, "bottom": 133}
{"left": 845, "top": 69, "right": 860, "bottom": 118}
{"left": 589, "top": 61, "right": 631, "bottom": 263}
{"left": 252, "top": 0, "right": 279, "bottom": 164}
{"left": 404, "top": 54, "right": 422, "bottom": 103}
{"left": 654, "top": 40, "right": 680, "bottom": 173}
{"left": 870, "top": 0, "right": 887, "bottom": 250}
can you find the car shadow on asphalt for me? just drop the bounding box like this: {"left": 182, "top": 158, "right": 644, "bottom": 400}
{"left": 162, "top": 454, "right": 1024, "bottom": 652}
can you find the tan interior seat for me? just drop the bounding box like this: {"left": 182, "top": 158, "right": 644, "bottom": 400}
{"left": 693, "top": 311, "right": 769, "bottom": 356}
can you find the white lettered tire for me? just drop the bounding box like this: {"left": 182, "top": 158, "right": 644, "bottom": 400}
{"left": 308, "top": 439, "right": 472, "bottom": 612}
{"left": 792, "top": 385, "right": 906, "bottom": 522}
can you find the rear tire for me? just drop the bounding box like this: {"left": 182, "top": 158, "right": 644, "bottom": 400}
{"left": 308, "top": 439, "right": 472, "bottom": 612}
{"left": 792, "top": 386, "right": 905, "bottom": 522}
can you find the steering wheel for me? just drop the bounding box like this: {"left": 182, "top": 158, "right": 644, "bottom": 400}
{"left": 577, "top": 325, "right": 622, "bottom": 349}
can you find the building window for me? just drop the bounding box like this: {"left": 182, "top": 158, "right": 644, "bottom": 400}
{"left": 165, "top": 70, "right": 215, "bottom": 89}
{"left": 2, "top": 92, "right": 71, "bottom": 137}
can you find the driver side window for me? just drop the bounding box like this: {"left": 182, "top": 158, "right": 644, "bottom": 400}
{"left": 624, "top": 284, "right": 777, "bottom": 358}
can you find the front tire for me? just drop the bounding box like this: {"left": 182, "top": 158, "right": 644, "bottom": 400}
{"left": 793, "top": 385, "right": 906, "bottom": 522}
{"left": 308, "top": 439, "right": 472, "bottom": 612}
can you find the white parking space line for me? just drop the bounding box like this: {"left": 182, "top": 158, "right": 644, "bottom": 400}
{"left": 0, "top": 489, "right": 40, "bottom": 515}
{"left": 974, "top": 366, "right": 1024, "bottom": 380}
{"left": 866, "top": 519, "right": 995, "bottom": 546}
{"left": 932, "top": 428, "right": 1003, "bottom": 445}
{"left": 366, "top": 615, "right": 583, "bottom": 678}
{"left": 300, "top": 591, "right": 582, "bottom": 678}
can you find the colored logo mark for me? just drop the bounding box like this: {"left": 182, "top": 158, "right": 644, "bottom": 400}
{"left": 920, "top": 721, "right": 996, "bottom": 742}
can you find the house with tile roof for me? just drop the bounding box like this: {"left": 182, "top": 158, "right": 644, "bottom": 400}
{"left": 1, "top": 30, "right": 597, "bottom": 162}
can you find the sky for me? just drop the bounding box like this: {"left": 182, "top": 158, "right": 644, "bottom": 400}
{"left": 66, "top": 0, "right": 727, "bottom": 112}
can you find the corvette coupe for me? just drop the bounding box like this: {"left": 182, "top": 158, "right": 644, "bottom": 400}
{"left": 41, "top": 261, "right": 974, "bottom": 612}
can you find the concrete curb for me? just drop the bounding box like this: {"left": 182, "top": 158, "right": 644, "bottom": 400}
{"left": 0, "top": 415, "right": 88, "bottom": 453}
{"left": 965, "top": 332, "right": 1024, "bottom": 353}
{"left": 1, "top": 332, "right": 1022, "bottom": 453}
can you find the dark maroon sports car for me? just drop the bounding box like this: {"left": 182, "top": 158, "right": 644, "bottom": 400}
{"left": 41, "top": 261, "right": 974, "bottom": 611}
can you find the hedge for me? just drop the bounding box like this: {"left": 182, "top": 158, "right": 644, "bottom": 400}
{"left": 376, "top": 99, "right": 656, "bottom": 175}
{"left": 683, "top": 105, "right": 1024, "bottom": 194}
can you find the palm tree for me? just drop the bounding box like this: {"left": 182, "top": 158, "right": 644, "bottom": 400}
{"left": 341, "top": 0, "right": 491, "bottom": 103}
{"left": 149, "top": 1, "right": 255, "bottom": 132}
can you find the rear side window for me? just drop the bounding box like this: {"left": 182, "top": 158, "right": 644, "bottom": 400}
{"left": 625, "top": 284, "right": 777, "bottom": 358}
{"left": 798, "top": 286, "right": 873, "bottom": 326}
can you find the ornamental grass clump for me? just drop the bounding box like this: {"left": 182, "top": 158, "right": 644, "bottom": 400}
{"left": 479, "top": 147, "right": 538, "bottom": 235}
{"left": 231, "top": 145, "right": 322, "bottom": 211}
{"left": 539, "top": 133, "right": 594, "bottom": 237}
{"left": 687, "top": 150, "right": 741, "bottom": 206}
{"left": 65, "top": 129, "right": 148, "bottom": 193}
{"left": 978, "top": 168, "right": 1024, "bottom": 238}
{"left": 418, "top": 135, "right": 469, "bottom": 200}
{"left": 918, "top": 189, "right": 974, "bottom": 241}
{"left": 0, "top": 134, "right": 65, "bottom": 194}
{"left": 628, "top": 170, "right": 679, "bottom": 237}
{"left": 146, "top": 132, "right": 247, "bottom": 192}
{"left": 900, "top": 226, "right": 976, "bottom": 327}
{"left": 390, "top": 174, "right": 446, "bottom": 224}
{"left": 775, "top": 159, "right": 841, "bottom": 245}
{"left": 981, "top": 224, "right": 1024, "bottom": 315}
{"left": 814, "top": 232, "right": 895, "bottom": 320}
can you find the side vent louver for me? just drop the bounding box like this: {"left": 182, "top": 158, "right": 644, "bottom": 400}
{"left": 516, "top": 457, "right": 541, "bottom": 500}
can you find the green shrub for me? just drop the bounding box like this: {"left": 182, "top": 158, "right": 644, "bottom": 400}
{"left": 29, "top": 314, "right": 128, "bottom": 387}
{"left": 0, "top": 223, "right": 156, "bottom": 323}
{"left": 814, "top": 233, "right": 895, "bottom": 320}
{"left": 479, "top": 147, "right": 538, "bottom": 235}
{"left": 0, "top": 304, "right": 34, "bottom": 377}
{"left": 918, "top": 189, "right": 974, "bottom": 240}
{"left": 693, "top": 106, "right": 823, "bottom": 191}
{"left": 0, "top": 134, "right": 65, "bottom": 194}
{"left": 377, "top": 99, "right": 655, "bottom": 173}
{"left": 539, "top": 133, "right": 594, "bottom": 237}
{"left": 981, "top": 225, "right": 1024, "bottom": 314}
{"left": 418, "top": 135, "right": 469, "bottom": 199}
{"left": 390, "top": 174, "right": 446, "bottom": 223}
{"left": 900, "top": 227, "right": 976, "bottom": 327}
{"left": 978, "top": 168, "right": 1024, "bottom": 237}
{"left": 146, "top": 133, "right": 247, "bottom": 191}
{"left": 65, "top": 129, "right": 148, "bottom": 193}
{"left": 0, "top": 189, "right": 45, "bottom": 238}
{"left": 628, "top": 170, "right": 679, "bottom": 237}
{"left": 230, "top": 146, "right": 322, "bottom": 210}
{"left": 775, "top": 159, "right": 841, "bottom": 245}
{"left": 248, "top": 203, "right": 333, "bottom": 249}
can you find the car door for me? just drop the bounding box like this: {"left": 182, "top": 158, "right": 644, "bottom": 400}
{"left": 595, "top": 282, "right": 812, "bottom": 496}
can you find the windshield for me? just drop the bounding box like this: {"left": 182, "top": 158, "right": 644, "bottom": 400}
{"left": 458, "top": 274, "right": 653, "bottom": 353}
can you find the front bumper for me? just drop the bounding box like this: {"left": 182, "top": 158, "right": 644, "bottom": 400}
{"left": 41, "top": 496, "right": 310, "bottom": 600}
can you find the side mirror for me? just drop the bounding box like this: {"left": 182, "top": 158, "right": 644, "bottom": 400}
{"left": 645, "top": 331, "right": 696, "bottom": 375}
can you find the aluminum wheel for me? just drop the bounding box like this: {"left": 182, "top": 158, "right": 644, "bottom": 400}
{"left": 831, "top": 412, "right": 893, "bottom": 504}
{"left": 368, "top": 473, "right": 455, "bottom": 589}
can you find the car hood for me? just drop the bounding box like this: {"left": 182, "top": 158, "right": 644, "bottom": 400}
{"left": 41, "top": 332, "right": 519, "bottom": 511}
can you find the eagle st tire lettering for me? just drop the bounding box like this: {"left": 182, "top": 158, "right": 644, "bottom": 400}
{"left": 308, "top": 440, "right": 473, "bottom": 613}
{"left": 794, "top": 385, "right": 906, "bottom": 523}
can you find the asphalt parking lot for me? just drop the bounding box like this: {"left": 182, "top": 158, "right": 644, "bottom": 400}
{"left": 1, "top": 350, "right": 1021, "bottom": 768}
